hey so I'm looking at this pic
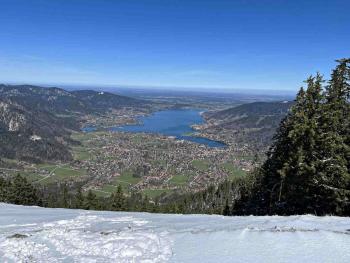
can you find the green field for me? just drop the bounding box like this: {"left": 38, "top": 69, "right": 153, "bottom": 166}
{"left": 142, "top": 188, "right": 172, "bottom": 198}
{"left": 71, "top": 132, "right": 97, "bottom": 142}
{"left": 169, "top": 175, "right": 189, "bottom": 186}
{"left": 20, "top": 172, "right": 43, "bottom": 182}
{"left": 54, "top": 167, "right": 86, "bottom": 177}
{"left": 36, "top": 165, "right": 87, "bottom": 184}
{"left": 221, "top": 162, "right": 247, "bottom": 180}
{"left": 0, "top": 161, "right": 88, "bottom": 185}
{"left": 71, "top": 146, "right": 91, "bottom": 161}
{"left": 191, "top": 159, "right": 210, "bottom": 171}
{"left": 1, "top": 169, "right": 43, "bottom": 182}
{"left": 1, "top": 158, "right": 19, "bottom": 165}
{"left": 131, "top": 134, "right": 144, "bottom": 144}
{"left": 114, "top": 170, "right": 142, "bottom": 185}
{"left": 182, "top": 131, "right": 195, "bottom": 136}
{"left": 36, "top": 163, "right": 58, "bottom": 170}
{"left": 94, "top": 169, "right": 142, "bottom": 196}
{"left": 100, "top": 184, "right": 120, "bottom": 193}
{"left": 91, "top": 189, "right": 112, "bottom": 198}
{"left": 236, "top": 155, "right": 256, "bottom": 161}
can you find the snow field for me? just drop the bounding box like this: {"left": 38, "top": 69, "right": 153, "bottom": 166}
{"left": 1, "top": 203, "right": 350, "bottom": 262}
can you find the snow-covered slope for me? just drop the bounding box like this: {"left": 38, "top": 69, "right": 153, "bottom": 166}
{"left": 1, "top": 203, "right": 350, "bottom": 262}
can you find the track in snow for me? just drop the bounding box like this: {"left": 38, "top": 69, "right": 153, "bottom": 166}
{"left": 1, "top": 203, "right": 350, "bottom": 262}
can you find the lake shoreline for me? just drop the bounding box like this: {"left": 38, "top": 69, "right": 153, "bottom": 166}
{"left": 83, "top": 109, "right": 227, "bottom": 148}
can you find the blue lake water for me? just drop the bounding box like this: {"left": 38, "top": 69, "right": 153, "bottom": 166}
{"left": 110, "top": 109, "right": 226, "bottom": 148}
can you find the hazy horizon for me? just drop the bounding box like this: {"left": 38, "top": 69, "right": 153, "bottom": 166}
{"left": 1, "top": 81, "right": 297, "bottom": 97}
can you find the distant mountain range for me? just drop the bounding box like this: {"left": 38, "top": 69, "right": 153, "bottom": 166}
{"left": 0, "top": 84, "right": 150, "bottom": 162}
{"left": 0, "top": 85, "right": 148, "bottom": 114}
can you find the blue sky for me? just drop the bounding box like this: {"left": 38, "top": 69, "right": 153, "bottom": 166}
{"left": 0, "top": 0, "right": 349, "bottom": 91}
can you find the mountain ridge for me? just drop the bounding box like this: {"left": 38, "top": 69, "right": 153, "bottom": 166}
{"left": 0, "top": 84, "right": 151, "bottom": 162}
{"left": 199, "top": 101, "right": 294, "bottom": 152}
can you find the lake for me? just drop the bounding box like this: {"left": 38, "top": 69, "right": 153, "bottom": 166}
{"left": 110, "top": 109, "right": 226, "bottom": 148}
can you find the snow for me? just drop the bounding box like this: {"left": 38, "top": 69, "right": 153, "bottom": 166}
{"left": 30, "top": 135, "right": 42, "bottom": 141}
{"left": 1, "top": 203, "right": 350, "bottom": 262}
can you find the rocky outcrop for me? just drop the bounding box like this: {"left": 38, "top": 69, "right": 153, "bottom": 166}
{"left": 0, "top": 101, "right": 26, "bottom": 132}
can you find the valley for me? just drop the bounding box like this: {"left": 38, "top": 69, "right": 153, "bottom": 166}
{"left": 0, "top": 84, "right": 292, "bottom": 201}
{"left": 1, "top": 2, "right": 349, "bottom": 261}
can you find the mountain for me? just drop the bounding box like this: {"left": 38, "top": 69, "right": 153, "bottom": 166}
{"left": 0, "top": 97, "right": 77, "bottom": 162}
{"left": 201, "top": 101, "right": 294, "bottom": 151}
{"left": 71, "top": 90, "right": 149, "bottom": 111}
{"left": 1, "top": 203, "right": 350, "bottom": 262}
{"left": 0, "top": 84, "right": 150, "bottom": 162}
{"left": 0, "top": 85, "right": 149, "bottom": 114}
{"left": 204, "top": 101, "right": 293, "bottom": 128}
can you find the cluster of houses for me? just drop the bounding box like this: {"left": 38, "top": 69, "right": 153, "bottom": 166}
{"left": 74, "top": 131, "right": 257, "bottom": 194}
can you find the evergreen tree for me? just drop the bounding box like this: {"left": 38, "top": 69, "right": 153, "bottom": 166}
{"left": 253, "top": 87, "right": 308, "bottom": 214}
{"left": 141, "top": 195, "right": 150, "bottom": 212}
{"left": 61, "top": 184, "right": 69, "bottom": 208}
{"left": 0, "top": 177, "right": 10, "bottom": 202}
{"left": 315, "top": 59, "right": 350, "bottom": 214}
{"left": 83, "top": 190, "right": 98, "bottom": 210}
{"left": 244, "top": 59, "right": 350, "bottom": 215}
{"left": 223, "top": 199, "right": 230, "bottom": 216}
{"left": 74, "top": 187, "right": 85, "bottom": 209}
{"left": 110, "top": 185, "right": 126, "bottom": 211}
{"left": 11, "top": 174, "right": 40, "bottom": 206}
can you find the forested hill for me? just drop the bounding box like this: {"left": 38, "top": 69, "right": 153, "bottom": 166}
{"left": 204, "top": 101, "right": 294, "bottom": 129}
{"left": 0, "top": 84, "right": 151, "bottom": 162}
{"left": 170, "top": 59, "right": 350, "bottom": 217}
{"left": 0, "top": 85, "right": 150, "bottom": 114}
{"left": 71, "top": 90, "right": 148, "bottom": 110}
{"left": 199, "top": 101, "right": 294, "bottom": 152}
